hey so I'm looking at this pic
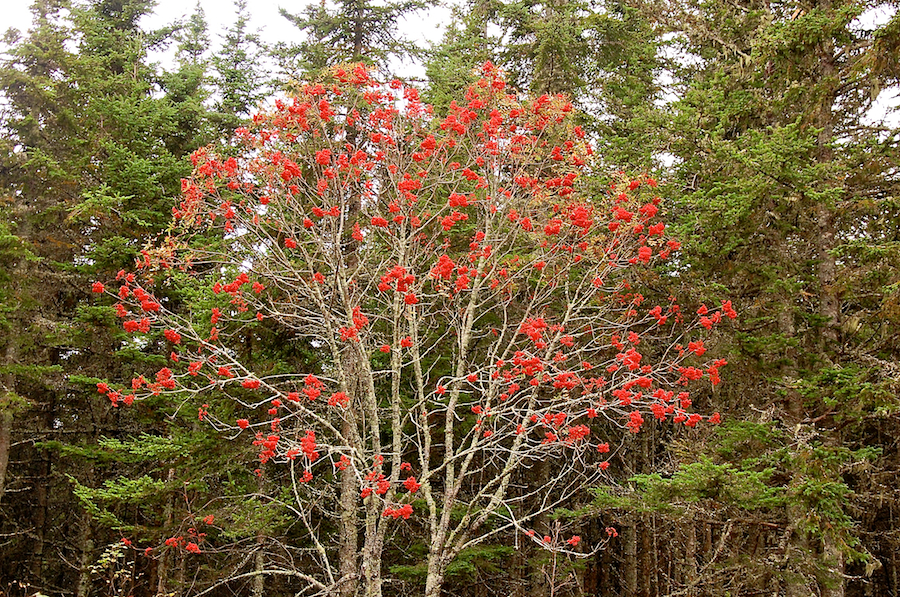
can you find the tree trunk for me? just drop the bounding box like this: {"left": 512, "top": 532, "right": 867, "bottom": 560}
{"left": 785, "top": 503, "right": 811, "bottom": 597}
{"left": 424, "top": 555, "right": 446, "bottom": 597}
{"left": 778, "top": 251, "right": 810, "bottom": 597}
{"left": 811, "top": 9, "right": 844, "bottom": 594}
{"left": 681, "top": 520, "right": 697, "bottom": 591}
{"left": 251, "top": 548, "right": 265, "bottom": 597}
{"left": 598, "top": 534, "right": 614, "bottom": 596}
{"left": 336, "top": 345, "right": 364, "bottom": 597}
{"left": 361, "top": 494, "right": 383, "bottom": 597}
{"left": 338, "top": 432, "right": 358, "bottom": 597}
{"left": 156, "top": 468, "right": 176, "bottom": 597}
{"left": 816, "top": 202, "right": 839, "bottom": 348}
{"left": 529, "top": 459, "right": 551, "bottom": 597}
{"left": 814, "top": 1, "right": 840, "bottom": 350}
{"left": 820, "top": 534, "right": 845, "bottom": 597}
{"left": 624, "top": 517, "right": 638, "bottom": 596}
{"left": 639, "top": 514, "right": 651, "bottom": 597}
{"left": 0, "top": 408, "right": 11, "bottom": 504}
{"left": 175, "top": 548, "right": 186, "bottom": 597}
{"left": 76, "top": 509, "right": 94, "bottom": 597}
{"left": 30, "top": 400, "right": 52, "bottom": 585}
{"left": 0, "top": 340, "right": 18, "bottom": 504}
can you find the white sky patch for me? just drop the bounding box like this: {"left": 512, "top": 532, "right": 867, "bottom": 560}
{"left": 139, "top": 0, "right": 452, "bottom": 78}
{"left": 4, "top": 0, "right": 452, "bottom": 78}
{"left": 5, "top": 1, "right": 896, "bottom": 131}
{"left": 852, "top": 3, "right": 899, "bottom": 129}
{"left": 863, "top": 87, "right": 900, "bottom": 129}
{"left": 851, "top": 2, "right": 896, "bottom": 32}
{"left": 4, "top": 3, "right": 33, "bottom": 39}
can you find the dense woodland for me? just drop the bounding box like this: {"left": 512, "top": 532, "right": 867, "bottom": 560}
{"left": 1, "top": 0, "right": 898, "bottom": 596}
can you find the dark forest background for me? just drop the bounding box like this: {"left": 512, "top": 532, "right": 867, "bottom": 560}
{"left": 1, "top": 0, "right": 899, "bottom": 595}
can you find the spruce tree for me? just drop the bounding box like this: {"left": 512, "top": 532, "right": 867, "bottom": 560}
{"left": 276, "top": 0, "right": 432, "bottom": 78}
{"left": 498, "top": 0, "right": 593, "bottom": 96}
{"left": 0, "top": 0, "right": 224, "bottom": 591}
{"left": 616, "top": 1, "right": 900, "bottom": 594}
{"left": 212, "top": 0, "right": 269, "bottom": 127}
{"left": 423, "top": 0, "right": 498, "bottom": 114}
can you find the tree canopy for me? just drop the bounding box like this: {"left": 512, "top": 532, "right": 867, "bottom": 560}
{"left": 0, "top": 1, "right": 898, "bottom": 596}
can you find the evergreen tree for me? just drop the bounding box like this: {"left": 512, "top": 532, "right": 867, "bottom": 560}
{"left": 276, "top": 0, "right": 431, "bottom": 78}
{"left": 212, "top": 0, "right": 269, "bottom": 126}
{"left": 0, "top": 3, "right": 98, "bottom": 586}
{"left": 429, "top": 0, "right": 665, "bottom": 169}
{"left": 582, "top": 0, "right": 663, "bottom": 169}
{"left": 0, "top": 0, "right": 224, "bottom": 591}
{"left": 423, "top": 0, "right": 499, "bottom": 113}
{"left": 604, "top": 1, "right": 900, "bottom": 594}
{"left": 498, "top": 0, "right": 593, "bottom": 96}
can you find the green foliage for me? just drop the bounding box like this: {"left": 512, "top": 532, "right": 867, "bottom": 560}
{"left": 0, "top": 1, "right": 240, "bottom": 591}
{"left": 633, "top": 457, "right": 784, "bottom": 510}
{"left": 497, "top": 0, "right": 593, "bottom": 96}
{"left": 713, "top": 420, "right": 783, "bottom": 460}
{"left": 211, "top": 0, "right": 268, "bottom": 124}
{"left": 592, "top": 452, "right": 784, "bottom": 516}
{"left": 70, "top": 474, "right": 167, "bottom": 530}
{"left": 277, "top": 0, "right": 431, "bottom": 77}
{"left": 423, "top": 0, "right": 497, "bottom": 114}
{"left": 390, "top": 543, "right": 515, "bottom": 583}
{"left": 446, "top": 544, "right": 516, "bottom": 578}
{"left": 581, "top": 1, "right": 663, "bottom": 169}
{"left": 0, "top": 363, "right": 63, "bottom": 381}
{"left": 218, "top": 493, "right": 295, "bottom": 542}
{"left": 798, "top": 365, "right": 899, "bottom": 416}
{"left": 74, "top": 474, "right": 168, "bottom": 505}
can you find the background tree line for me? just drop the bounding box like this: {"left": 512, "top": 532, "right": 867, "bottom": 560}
{"left": 0, "top": 0, "right": 897, "bottom": 596}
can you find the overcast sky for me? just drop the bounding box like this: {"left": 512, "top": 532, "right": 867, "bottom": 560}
{"left": 3, "top": 0, "right": 896, "bottom": 126}
{"left": 4, "top": 0, "right": 451, "bottom": 74}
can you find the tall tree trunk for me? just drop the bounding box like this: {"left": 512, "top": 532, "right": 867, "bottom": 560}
{"left": 0, "top": 405, "right": 11, "bottom": 504}
{"left": 31, "top": 456, "right": 49, "bottom": 584}
{"left": 156, "top": 468, "right": 176, "bottom": 597}
{"left": 639, "top": 514, "right": 651, "bottom": 597}
{"left": 624, "top": 517, "right": 638, "bottom": 596}
{"left": 812, "top": 9, "right": 844, "bottom": 595}
{"left": 251, "top": 549, "right": 265, "bottom": 597}
{"left": 30, "top": 392, "right": 53, "bottom": 586}
{"left": 336, "top": 118, "right": 363, "bottom": 597}
{"left": 338, "top": 419, "right": 358, "bottom": 597}
{"left": 529, "top": 459, "right": 551, "bottom": 597}
{"left": 814, "top": 3, "right": 840, "bottom": 351}
{"left": 776, "top": 235, "right": 811, "bottom": 597}
{"left": 0, "top": 341, "right": 18, "bottom": 504}
{"left": 680, "top": 519, "right": 697, "bottom": 592}
{"left": 76, "top": 509, "right": 94, "bottom": 597}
